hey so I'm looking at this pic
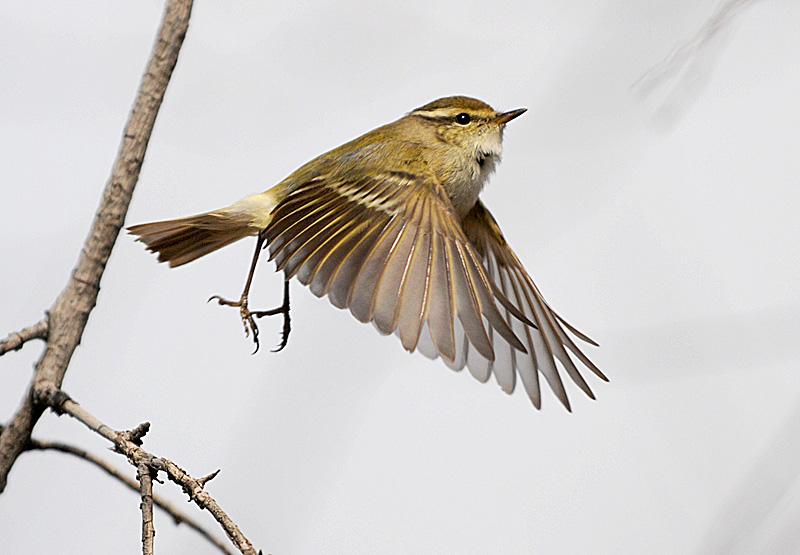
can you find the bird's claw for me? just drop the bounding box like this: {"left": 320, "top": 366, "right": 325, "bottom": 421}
{"left": 209, "top": 293, "right": 290, "bottom": 354}
{"left": 252, "top": 305, "right": 291, "bottom": 353}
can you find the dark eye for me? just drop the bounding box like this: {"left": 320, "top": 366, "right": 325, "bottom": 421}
{"left": 455, "top": 113, "right": 471, "bottom": 125}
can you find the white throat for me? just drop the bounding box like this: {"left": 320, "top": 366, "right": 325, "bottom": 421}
{"left": 448, "top": 135, "right": 503, "bottom": 217}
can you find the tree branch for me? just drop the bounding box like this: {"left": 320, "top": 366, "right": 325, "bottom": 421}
{"left": 0, "top": 0, "right": 194, "bottom": 492}
{"left": 1, "top": 2, "right": 261, "bottom": 552}
{"left": 0, "top": 319, "right": 49, "bottom": 357}
{"left": 20, "top": 435, "right": 233, "bottom": 554}
{"left": 138, "top": 462, "right": 157, "bottom": 555}
{"left": 37, "top": 386, "right": 258, "bottom": 555}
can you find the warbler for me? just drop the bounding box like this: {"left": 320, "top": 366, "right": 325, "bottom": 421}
{"left": 128, "top": 96, "right": 607, "bottom": 410}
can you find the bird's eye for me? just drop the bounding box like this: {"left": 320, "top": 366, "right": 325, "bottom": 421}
{"left": 455, "top": 113, "right": 471, "bottom": 125}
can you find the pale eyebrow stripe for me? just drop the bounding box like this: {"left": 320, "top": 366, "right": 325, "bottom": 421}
{"left": 409, "top": 108, "right": 492, "bottom": 122}
{"left": 409, "top": 108, "right": 457, "bottom": 118}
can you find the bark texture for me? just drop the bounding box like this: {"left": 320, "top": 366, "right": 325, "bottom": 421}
{"left": 0, "top": 0, "right": 193, "bottom": 491}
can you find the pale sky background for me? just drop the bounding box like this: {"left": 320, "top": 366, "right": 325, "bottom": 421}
{"left": 2, "top": 1, "right": 800, "bottom": 553}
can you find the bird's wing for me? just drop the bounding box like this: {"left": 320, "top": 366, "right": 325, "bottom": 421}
{"left": 461, "top": 200, "right": 608, "bottom": 410}
{"left": 264, "top": 171, "right": 529, "bottom": 365}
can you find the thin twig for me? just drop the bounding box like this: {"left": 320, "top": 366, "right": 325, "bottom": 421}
{"left": 38, "top": 386, "right": 258, "bottom": 555}
{"left": 0, "top": 0, "right": 194, "bottom": 492}
{"left": 138, "top": 462, "right": 157, "bottom": 555}
{"left": 21, "top": 435, "right": 232, "bottom": 554}
{"left": 0, "top": 319, "right": 48, "bottom": 356}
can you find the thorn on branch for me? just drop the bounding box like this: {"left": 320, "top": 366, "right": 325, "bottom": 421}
{"left": 48, "top": 390, "right": 257, "bottom": 553}
{"left": 21, "top": 434, "right": 234, "bottom": 554}
{"left": 197, "top": 469, "right": 221, "bottom": 488}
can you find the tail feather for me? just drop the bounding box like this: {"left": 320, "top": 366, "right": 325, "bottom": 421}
{"left": 129, "top": 191, "right": 281, "bottom": 267}
{"left": 128, "top": 212, "right": 255, "bottom": 268}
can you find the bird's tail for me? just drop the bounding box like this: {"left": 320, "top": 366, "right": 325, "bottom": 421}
{"left": 127, "top": 192, "right": 278, "bottom": 268}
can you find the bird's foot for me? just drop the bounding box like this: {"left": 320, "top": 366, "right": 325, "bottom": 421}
{"left": 208, "top": 292, "right": 290, "bottom": 354}
{"left": 251, "top": 301, "right": 291, "bottom": 353}
{"left": 208, "top": 294, "right": 260, "bottom": 349}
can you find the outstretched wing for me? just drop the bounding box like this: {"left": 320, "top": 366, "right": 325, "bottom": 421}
{"left": 461, "top": 201, "right": 608, "bottom": 410}
{"left": 264, "top": 171, "right": 529, "bottom": 366}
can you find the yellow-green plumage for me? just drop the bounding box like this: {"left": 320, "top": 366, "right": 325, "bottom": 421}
{"left": 128, "top": 96, "right": 606, "bottom": 411}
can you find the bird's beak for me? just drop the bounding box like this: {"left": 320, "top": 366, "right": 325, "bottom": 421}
{"left": 494, "top": 108, "right": 527, "bottom": 125}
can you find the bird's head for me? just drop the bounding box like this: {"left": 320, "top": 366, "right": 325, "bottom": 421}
{"left": 408, "top": 96, "right": 526, "bottom": 169}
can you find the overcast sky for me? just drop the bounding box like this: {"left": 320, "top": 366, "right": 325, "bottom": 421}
{"left": 2, "top": 1, "right": 800, "bottom": 553}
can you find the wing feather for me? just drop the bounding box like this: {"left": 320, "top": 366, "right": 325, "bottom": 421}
{"left": 349, "top": 218, "right": 406, "bottom": 323}
{"left": 500, "top": 262, "right": 541, "bottom": 409}
{"left": 263, "top": 172, "right": 606, "bottom": 408}
{"left": 395, "top": 200, "right": 432, "bottom": 351}
{"left": 372, "top": 215, "right": 419, "bottom": 334}
{"left": 486, "top": 251, "right": 516, "bottom": 394}
{"left": 279, "top": 200, "right": 368, "bottom": 277}
{"left": 327, "top": 217, "right": 391, "bottom": 308}
{"left": 307, "top": 219, "right": 372, "bottom": 296}
{"left": 445, "top": 237, "right": 494, "bottom": 360}
{"left": 426, "top": 229, "right": 456, "bottom": 362}
{"left": 297, "top": 216, "right": 366, "bottom": 287}
{"left": 462, "top": 200, "right": 606, "bottom": 410}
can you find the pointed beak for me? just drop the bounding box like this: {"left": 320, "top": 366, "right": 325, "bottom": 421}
{"left": 495, "top": 108, "right": 527, "bottom": 125}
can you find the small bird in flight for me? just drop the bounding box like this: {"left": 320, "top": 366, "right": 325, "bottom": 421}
{"left": 128, "top": 96, "right": 607, "bottom": 410}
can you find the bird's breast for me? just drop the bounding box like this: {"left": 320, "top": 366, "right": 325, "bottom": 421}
{"left": 441, "top": 154, "right": 497, "bottom": 218}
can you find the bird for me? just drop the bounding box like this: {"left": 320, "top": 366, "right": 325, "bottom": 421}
{"left": 128, "top": 96, "right": 607, "bottom": 410}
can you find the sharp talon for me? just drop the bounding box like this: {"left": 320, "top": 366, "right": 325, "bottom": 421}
{"left": 209, "top": 278, "right": 290, "bottom": 354}
{"left": 271, "top": 340, "right": 287, "bottom": 353}
{"left": 208, "top": 294, "right": 243, "bottom": 308}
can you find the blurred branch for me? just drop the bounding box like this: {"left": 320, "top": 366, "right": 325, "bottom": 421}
{"left": 19, "top": 433, "right": 233, "bottom": 554}
{"left": 0, "top": 0, "right": 193, "bottom": 491}
{"left": 633, "top": 0, "right": 761, "bottom": 126}
{"left": 37, "top": 385, "right": 258, "bottom": 555}
{"left": 0, "top": 318, "right": 48, "bottom": 356}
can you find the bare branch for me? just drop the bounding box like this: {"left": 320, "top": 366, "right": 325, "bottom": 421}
{"left": 1, "top": 2, "right": 260, "bottom": 553}
{"left": 0, "top": 319, "right": 48, "bottom": 357}
{"left": 0, "top": 0, "right": 194, "bottom": 492}
{"left": 21, "top": 435, "right": 232, "bottom": 554}
{"left": 138, "top": 462, "right": 157, "bottom": 555}
{"left": 38, "top": 386, "right": 258, "bottom": 555}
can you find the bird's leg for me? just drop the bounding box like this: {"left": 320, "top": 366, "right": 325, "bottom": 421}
{"left": 208, "top": 232, "right": 290, "bottom": 353}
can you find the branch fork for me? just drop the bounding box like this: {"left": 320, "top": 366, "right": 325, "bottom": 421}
{"left": 0, "top": 1, "right": 262, "bottom": 553}
{"left": 39, "top": 384, "right": 258, "bottom": 554}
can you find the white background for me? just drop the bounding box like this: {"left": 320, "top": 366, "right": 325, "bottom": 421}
{"left": 2, "top": 1, "right": 799, "bottom": 553}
